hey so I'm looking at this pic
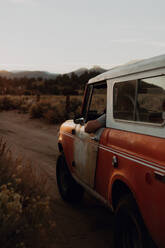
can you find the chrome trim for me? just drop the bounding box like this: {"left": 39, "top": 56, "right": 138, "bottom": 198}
{"left": 100, "top": 145, "right": 165, "bottom": 173}
{"left": 61, "top": 131, "right": 165, "bottom": 173}
{"left": 100, "top": 144, "right": 165, "bottom": 170}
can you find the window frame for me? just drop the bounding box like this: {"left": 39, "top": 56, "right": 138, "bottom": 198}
{"left": 81, "top": 84, "right": 93, "bottom": 119}
{"left": 83, "top": 81, "right": 107, "bottom": 122}
{"left": 113, "top": 76, "right": 165, "bottom": 127}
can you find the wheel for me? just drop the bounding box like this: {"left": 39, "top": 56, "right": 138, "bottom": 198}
{"left": 115, "top": 195, "right": 156, "bottom": 248}
{"left": 56, "top": 155, "right": 84, "bottom": 203}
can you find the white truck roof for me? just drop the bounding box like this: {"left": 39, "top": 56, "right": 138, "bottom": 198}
{"left": 88, "top": 54, "right": 165, "bottom": 84}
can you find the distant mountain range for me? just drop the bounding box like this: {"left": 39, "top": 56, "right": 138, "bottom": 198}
{"left": 0, "top": 70, "right": 58, "bottom": 79}
{"left": 0, "top": 66, "right": 107, "bottom": 80}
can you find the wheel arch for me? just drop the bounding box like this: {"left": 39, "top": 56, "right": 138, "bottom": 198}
{"left": 111, "top": 179, "right": 135, "bottom": 210}
{"left": 112, "top": 180, "right": 157, "bottom": 248}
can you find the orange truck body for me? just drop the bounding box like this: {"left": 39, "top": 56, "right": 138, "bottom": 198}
{"left": 58, "top": 55, "right": 165, "bottom": 248}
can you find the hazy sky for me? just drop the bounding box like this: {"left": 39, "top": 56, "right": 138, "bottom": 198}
{"left": 1, "top": 0, "right": 165, "bottom": 73}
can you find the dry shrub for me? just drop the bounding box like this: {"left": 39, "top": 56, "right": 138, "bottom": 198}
{"left": 69, "top": 98, "right": 82, "bottom": 115}
{"left": 43, "top": 98, "right": 82, "bottom": 123}
{"left": 1, "top": 95, "right": 83, "bottom": 123}
{"left": 44, "top": 101, "right": 66, "bottom": 123}
{"left": 0, "top": 96, "right": 27, "bottom": 111}
{"left": 43, "top": 109, "right": 61, "bottom": 124}
{"left": 0, "top": 140, "right": 56, "bottom": 248}
{"left": 29, "top": 101, "right": 51, "bottom": 119}
{"left": 0, "top": 96, "right": 19, "bottom": 110}
{"left": 43, "top": 98, "right": 83, "bottom": 124}
{"left": 18, "top": 104, "right": 29, "bottom": 114}
{"left": 29, "top": 103, "right": 43, "bottom": 118}
{"left": 30, "top": 99, "right": 67, "bottom": 123}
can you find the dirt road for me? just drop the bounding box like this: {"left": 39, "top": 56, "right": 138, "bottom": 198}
{"left": 0, "top": 111, "right": 114, "bottom": 248}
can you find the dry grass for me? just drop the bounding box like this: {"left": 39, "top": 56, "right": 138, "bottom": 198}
{"left": 90, "top": 93, "right": 106, "bottom": 114}
{"left": 0, "top": 95, "right": 83, "bottom": 123}
{"left": 0, "top": 139, "right": 56, "bottom": 248}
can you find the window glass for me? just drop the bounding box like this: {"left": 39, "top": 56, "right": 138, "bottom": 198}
{"left": 87, "top": 83, "right": 107, "bottom": 121}
{"left": 113, "top": 80, "right": 136, "bottom": 120}
{"left": 82, "top": 85, "right": 92, "bottom": 117}
{"left": 137, "top": 76, "right": 165, "bottom": 124}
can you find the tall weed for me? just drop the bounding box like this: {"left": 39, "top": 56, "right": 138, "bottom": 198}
{"left": 0, "top": 140, "right": 56, "bottom": 248}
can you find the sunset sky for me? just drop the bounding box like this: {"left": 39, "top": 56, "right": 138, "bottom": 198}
{"left": 1, "top": 0, "right": 165, "bottom": 73}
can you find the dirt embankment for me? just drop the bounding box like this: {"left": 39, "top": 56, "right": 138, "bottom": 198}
{"left": 0, "top": 111, "right": 114, "bottom": 248}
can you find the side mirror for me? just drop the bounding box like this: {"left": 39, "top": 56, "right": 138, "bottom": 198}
{"left": 74, "top": 117, "right": 85, "bottom": 125}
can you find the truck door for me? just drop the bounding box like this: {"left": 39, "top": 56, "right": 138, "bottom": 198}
{"left": 73, "top": 82, "right": 107, "bottom": 188}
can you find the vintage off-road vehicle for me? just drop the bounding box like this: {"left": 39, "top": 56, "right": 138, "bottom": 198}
{"left": 57, "top": 54, "right": 165, "bottom": 248}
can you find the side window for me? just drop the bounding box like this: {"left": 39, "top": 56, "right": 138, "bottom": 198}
{"left": 137, "top": 76, "right": 165, "bottom": 124}
{"left": 86, "top": 82, "right": 107, "bottom": 121}
{"left": 113, "top": 76, "right": 165, "bottom": 125}
{"left": 113, "top": 80, "right": 136, "bottom": 120}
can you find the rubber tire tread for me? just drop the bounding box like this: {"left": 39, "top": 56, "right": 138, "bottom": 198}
{"left": 115, "top": 194, "right": 157, "bottom": 248}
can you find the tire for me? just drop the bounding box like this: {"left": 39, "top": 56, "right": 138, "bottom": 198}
{"left": 115, "top": 195, "right": 156, "bottom": 248}
{"left": 56, "top": 155, "right": 84, "bottom": 203}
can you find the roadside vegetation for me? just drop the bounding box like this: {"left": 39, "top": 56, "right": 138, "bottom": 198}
{"left": 0, "top": 70, "right": 103, "bottom": 95}
{"left": 0, "top": 139, "right": 56, "bottom": 248}
{"left": 0, "top": 68, "right": 105, "bottom": 123}
{"left": 0, "top": 95, "right": 82, "bottom": 123}
{"left": 0, "top": 70, "right": 106, "bottom": 247}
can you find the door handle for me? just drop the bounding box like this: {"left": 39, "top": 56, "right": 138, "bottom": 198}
{"left": 112, "top": 156, "right": 118, "bottom": 168}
